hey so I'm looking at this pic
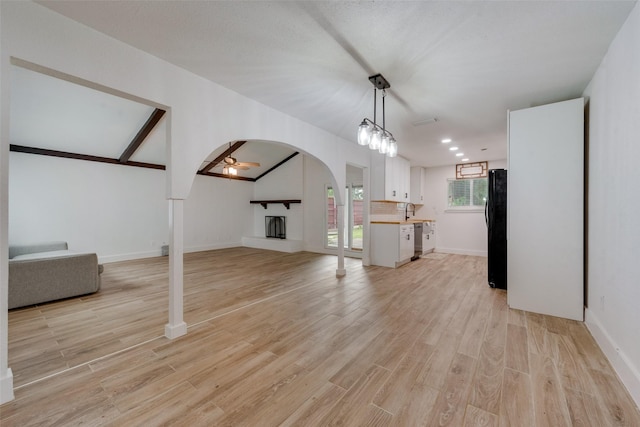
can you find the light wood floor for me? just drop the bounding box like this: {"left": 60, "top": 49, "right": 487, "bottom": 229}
{"left": 1, "top": 248, "right": 639, "bottom": 426}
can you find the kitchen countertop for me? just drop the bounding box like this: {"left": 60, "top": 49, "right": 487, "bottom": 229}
{"left": 371, "top": 219, "right": 436, "bottom": 224}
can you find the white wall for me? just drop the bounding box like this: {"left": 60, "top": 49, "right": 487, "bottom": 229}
{"left": 184, "top": 174, "right": 253, "bottom": 252}
{"left": 583, "top": 2, "right": 640, "bottom": 405}
{"left": 251, "top": 153, "right": 304, "bottom": 240}
{"left": 9, "top": 152, "right": 255, "bottom": 262}
{"left": 9, "top": 153, "right": 168, "bottom": 262}
{"left": 418, "top": 159, "right": 507, "bottom": 256}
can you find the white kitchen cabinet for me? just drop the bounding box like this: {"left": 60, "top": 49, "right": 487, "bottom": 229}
{"left": 370, "top": 223, "right": 414, "bottom": 268}
{"left": 410, "top": 166, "right": 425, "bottom": 205}
{"left": 397, "top": 157, "right": 410, "bottom": 202}
{"left": 371, "top": 154, "right": 410, "bottom": 202}
{"left": 508, "top": 97, "right": 584, "bottom": 321}
{"left": 422, "top": 221, "right": 436, "bottom": 253}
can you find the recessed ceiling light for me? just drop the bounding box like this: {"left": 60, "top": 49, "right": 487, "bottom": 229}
{"left": 456, "top": 153, "right": 464, "bottom": 157}
{"left": 449, "top": 146, "right": 458, "bottom": 151}
{"left": 441, "top": 138, "right": 452, "bottom": 143}
{"left": 462, "top": 158, "right": 469, "bottom": 162}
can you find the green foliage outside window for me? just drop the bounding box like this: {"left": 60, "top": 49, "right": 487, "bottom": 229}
{"left": 448, "top": 178, "right": 487, "bottom": 208}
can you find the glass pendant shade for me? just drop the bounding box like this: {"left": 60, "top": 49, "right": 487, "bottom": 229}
{"left": 357, "top": 120, "right": 370, "bottom": 146}
{"left": 369, "top": 128, "right": 382, "bottom": 150}
{"left": 388, "top": 138, "right": 398, "bottom": 157}
{"left": 379, "top": 134, "right": 390, "bottom": 154}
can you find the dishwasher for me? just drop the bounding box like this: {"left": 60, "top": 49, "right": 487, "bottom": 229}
{"left": 413, "top": 222, "right": 424, "bottom": 260}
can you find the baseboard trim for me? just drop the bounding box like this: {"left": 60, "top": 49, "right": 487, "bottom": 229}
{"left": 99, "top": 250, "right": 160, "bottom": 263}
{"left": 585, "top": 308, "right": 640, "bottom": 407}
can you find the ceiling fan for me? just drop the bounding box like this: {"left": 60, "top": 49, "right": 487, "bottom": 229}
{"left": 223, "top": 155, "right": 260, "bottom": 170}
{"left": 220, "top": 141, "right": 260, "bottom": 175}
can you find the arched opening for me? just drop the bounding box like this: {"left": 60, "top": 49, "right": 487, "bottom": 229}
{"left": 185, "top": 139, "right": 344, "bottom": 256}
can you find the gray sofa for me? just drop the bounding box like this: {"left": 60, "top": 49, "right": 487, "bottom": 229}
{"left": 9, "top": 241, "right": 103, "bottom": 309}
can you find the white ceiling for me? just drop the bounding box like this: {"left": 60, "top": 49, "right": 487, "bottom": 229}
{"left": 29, "top": 0, "right": 638, "bottom": 168}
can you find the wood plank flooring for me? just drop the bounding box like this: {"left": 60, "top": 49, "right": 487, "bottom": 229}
{"left": 1, "top": 248, "right": 639, "bottom": 426}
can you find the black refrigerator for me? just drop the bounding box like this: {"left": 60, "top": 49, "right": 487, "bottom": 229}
{"left": 486, "top": 169, "right": 507, "bottom": 289}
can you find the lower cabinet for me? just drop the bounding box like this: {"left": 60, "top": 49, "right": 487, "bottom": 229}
{"left": 370, "top": 223, "right": 414, "bottom": 268}
{"left": 422, "top": 221, "right": 436, "bottom": 254}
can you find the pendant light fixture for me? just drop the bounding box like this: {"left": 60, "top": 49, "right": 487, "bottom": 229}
{"left": 357, "top": 74, "right": 398, "bottom": 157}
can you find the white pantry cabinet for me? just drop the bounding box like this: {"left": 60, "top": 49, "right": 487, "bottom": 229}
{"left": 410, "top": 167, "right": 425, "bottom": 205}
{"left": 371, "top": 154, "right": 410, "bottom": 202}
{"left": 507, "top": 97, "right": 584, "bottom": 321}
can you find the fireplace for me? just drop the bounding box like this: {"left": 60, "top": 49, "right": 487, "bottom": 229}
{"left": 265, "top": 216, "right": 286, "bottom": 239}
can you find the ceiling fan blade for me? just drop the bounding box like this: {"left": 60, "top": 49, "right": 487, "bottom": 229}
{"left": 236, "top": 162, "right": 260, "bottom": 167}
{"left": 234, "top": 165, "right": 250, "bottom": 170}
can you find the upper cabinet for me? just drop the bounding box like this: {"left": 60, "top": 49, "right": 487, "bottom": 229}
{"left": 410, "top": 166, "right": 425, "bottom": 205}
{"left": 371, "top": 154, "right": 410, "bottom": 202}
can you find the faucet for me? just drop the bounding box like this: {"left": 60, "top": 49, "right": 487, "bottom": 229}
{"left": 405, "top": 203, "right": 416, "bottom": 221}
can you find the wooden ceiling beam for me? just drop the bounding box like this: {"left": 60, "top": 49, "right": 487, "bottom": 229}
{"left": 199, "top": 140, "right": 246, "bottom": 174}
{"left": 254, "top": 151, "right": 299, "bottom": 181}
{"left": 119, "top": 108, "right": 166, "bottom": 163}
{"left": 10, "top": 144, "right": 165, "bottom": 170}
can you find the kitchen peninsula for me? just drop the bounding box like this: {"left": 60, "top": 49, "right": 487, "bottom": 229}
{"left": 370, "top": 219, "right": 436, "bottom": 268}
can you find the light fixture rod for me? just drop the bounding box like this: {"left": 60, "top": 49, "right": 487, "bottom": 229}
{"left": 382, "top": 89, "right": 386, "bottom": 132}
{"left": 373, "top": 87, "right": 377, "bottom": 126}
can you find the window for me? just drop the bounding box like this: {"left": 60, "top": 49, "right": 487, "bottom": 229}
{"left": 447, "top": 178, "right": 487, "bottom": 209}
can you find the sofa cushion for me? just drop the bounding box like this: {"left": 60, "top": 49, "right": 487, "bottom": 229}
{"left": 9, "top": 241, "right": 68, "bottom": 259}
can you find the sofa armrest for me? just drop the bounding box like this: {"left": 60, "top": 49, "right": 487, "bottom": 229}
{"left": 8, "top": 253, "right": 100, "bottom": 309}
{"left": 9, "top": 241, "right": 68, "bottom": 259}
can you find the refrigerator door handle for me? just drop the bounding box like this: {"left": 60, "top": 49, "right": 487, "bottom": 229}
{"left": 485, "top": 200, "right": 489, "bottom": 227}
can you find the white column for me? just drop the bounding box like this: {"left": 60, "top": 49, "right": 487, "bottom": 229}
{"left": 0, "top": 29, "right": 15, "bottom": 403}
{"left": 335, "top": 203, "right": 346, "bottom": 277}
{"left": 165, "top": 199, "right": 187, "bottom": 339}
{"left": 0, "top": 148, "right": 13, "bottom": 404}
{"left": 362, "top": 166, "right": 371, "bottom": 266}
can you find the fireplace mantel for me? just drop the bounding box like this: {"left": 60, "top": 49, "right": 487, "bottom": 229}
{"left": 250, "top": 199, "right": 301, "bottom": 209}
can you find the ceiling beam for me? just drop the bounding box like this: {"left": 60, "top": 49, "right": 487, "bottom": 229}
{"left": 199, "top": 140, "right": 246, "bottom": 174}
{"left": 10, "top": 144, "right": 165, "bottom": 170}
{"left": 119, "top": 108, "right": 166, "bottom": 163}
{"left": 197, "top": 170, "right": 254, "bottom": 182}
{"left": 254, "top": 152, "right": 299, "bottom": 181}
